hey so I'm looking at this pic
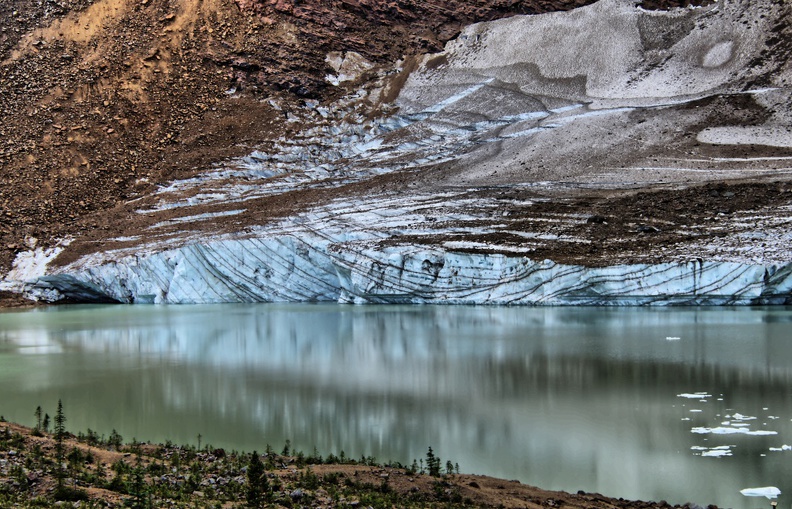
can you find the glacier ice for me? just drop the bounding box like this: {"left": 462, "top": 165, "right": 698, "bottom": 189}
{"left": 15, "top": 230, "right": 792, "bottom": 305}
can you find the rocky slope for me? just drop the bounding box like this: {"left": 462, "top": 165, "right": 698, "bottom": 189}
{"left": 3, "top": 0, "right": 792, "bottom": 305}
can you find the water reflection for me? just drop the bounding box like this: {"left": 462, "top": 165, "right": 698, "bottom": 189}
{"left": 1, "top": 304, "right": 792, "bottom": 508}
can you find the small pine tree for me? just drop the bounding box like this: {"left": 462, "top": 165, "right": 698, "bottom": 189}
{"left": 246, "top": 451, "right": 269, "bottom": 508}
{"left": 446, "top": 460, "right": 454, "bottom": 475}
{"left": 34, "top": 406, "right": 43, "bottom": 434}
{"left": 42, "top": 413, "right": 50, "bottom": 433}
{"left": 426, "top": 447, "right": 441, "bottom": 477}
{"left": 108, "top": 429, "right": 123, "bottom": 450}
{"left": 54, "top": 400, "right": 66, "bottom": 489}
{"left": 129, "top": 460, "right": 149, "bottom": 509}
{"left": 281, "top": 439, "right": 291, "bottom": 457}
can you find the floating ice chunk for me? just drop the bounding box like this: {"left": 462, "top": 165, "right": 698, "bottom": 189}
{"left": 729, "top": 413, "right": 756, "bottom": 421}
{"left": 678, "top": 393, "right": 712, "bottom": 399}
{"left": 690, "top": 409, "right": 703, "bottom": 413}
{"left": 692, "top": 427, "right": 777, "bottom": 435}
{"left": 665, "top": 336, "right": 681, "bottom": 341}
{"left": 740, "top": 487, "right": 780, "bottom": 499}
{"left": 769, "top": 445, "right": 792, "bottom": 452}
{"left": 692, "top": 445, "right": 733, "bottom": 457}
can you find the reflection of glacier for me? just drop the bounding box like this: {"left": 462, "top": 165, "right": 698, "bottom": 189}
{"left": 3, "top": 305, "right": 792, "bottom": 508}
{"left": 11, "top": 304, "right": 792, "bottom": 375}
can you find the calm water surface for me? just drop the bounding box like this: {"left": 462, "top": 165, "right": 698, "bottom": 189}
{"left": 2, "top": 304, "right": 792, "bottom": 508}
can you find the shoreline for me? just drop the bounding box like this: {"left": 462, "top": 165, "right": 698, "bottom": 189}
{"left": 0, "top": 419, "right": 711, "bottom": 509}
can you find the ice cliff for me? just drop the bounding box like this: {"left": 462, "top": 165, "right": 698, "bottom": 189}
{"left": 3, "top": 0, "right": 792, "bottom": 305}
{"left": 23, "top": 238, "right": 792, "bottom": 305}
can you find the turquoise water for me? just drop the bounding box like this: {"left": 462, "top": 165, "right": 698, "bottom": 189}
{"left": 2, "top": 304, "right": 792, "bottom": 508}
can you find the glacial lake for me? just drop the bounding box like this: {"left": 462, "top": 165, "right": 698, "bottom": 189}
{"left": 2, "top": 304, "right": 792, "bottom": 509}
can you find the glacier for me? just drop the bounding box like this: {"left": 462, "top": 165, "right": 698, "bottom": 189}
{"left": 19, "top": 233, "right": 792, "bottom": 305}
{"left": 3, "top": 0, "right": 792, "bottom": 305}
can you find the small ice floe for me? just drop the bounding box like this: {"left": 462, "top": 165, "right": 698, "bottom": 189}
{"left": 692, "top": 427, "right": 777, "bottom": 436}
{"left": 691, "top": 445, "right": 733, "bottom": 457}
{"left": 690, "top": 409, "right": 703, "bottom": 413}
{"left": 666, "top": 336, "right": 681, "bottom": 341}
{"left": 728, "top": 413, "right": 756, "bottom": 421}
{"left": 740, "top": 487, "right": 780, "bottom": 499}
{"left": 678, "top": 392, "right": 712, "bottom": 399}
{"left": 769, "top": 445, "right": 792, "bottom": 452}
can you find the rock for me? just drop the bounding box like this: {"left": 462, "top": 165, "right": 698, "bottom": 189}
{"left": 636, "top": 225, "right": 660, "bottom": 234}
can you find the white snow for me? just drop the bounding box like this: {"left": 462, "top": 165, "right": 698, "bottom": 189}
{"left": 6, "top": 245, "right": 66, "bottom": 281}
{"left": 697, "top": 127, "right": 792, "bottom": 148}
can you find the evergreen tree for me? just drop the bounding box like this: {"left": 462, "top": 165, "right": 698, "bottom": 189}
{"left": 128, "top": 459, "right": 149, "bottom": 509}
{"left": 426, "top": 446, "right": 441, "bottom": 477}
{"left": 34, "top": 406, "right": 42, "bottom": 434}
{"left": 54, "top": 399, "right": 66, "bottom": 489}
{"left": 246, "top": 451, "right": 269, "bottom": 508}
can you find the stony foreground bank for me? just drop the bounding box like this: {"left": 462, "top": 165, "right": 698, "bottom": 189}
{"left": 0, "top": 418, "right": 714, "bottom": 509}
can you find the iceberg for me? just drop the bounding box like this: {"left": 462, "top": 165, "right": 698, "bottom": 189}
{"left": 740, "top": 487, "right": 781, "bottom": 499}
